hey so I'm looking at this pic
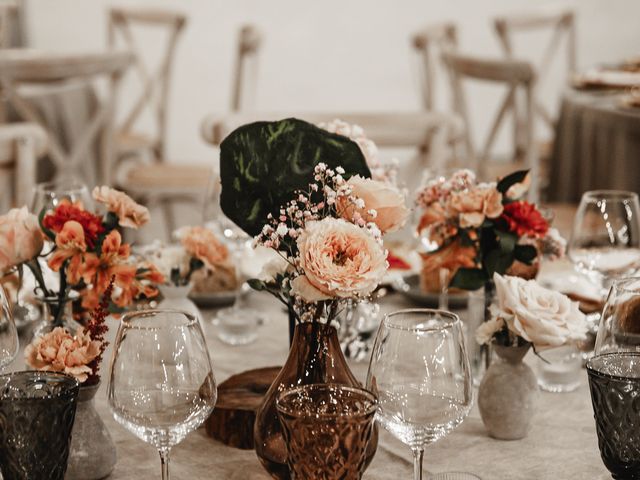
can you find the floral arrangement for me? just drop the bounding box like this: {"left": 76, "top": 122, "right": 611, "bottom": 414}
{"left": 476, "top": 273, "right": 588, "bottom": 351}
{"left": 142, "top": 226, "right": 234, "bottom": 289}
{"left": 219, "top": 118, "right": 408, "bottom": 323}
{"left": 415, "top": 169, "right": 565, "bottom": 291}
{"left": 25, "top": 277, "right": 115, "bottom": 384}
{"left": 0, "top": 186, "right": 164, "bottom": 325}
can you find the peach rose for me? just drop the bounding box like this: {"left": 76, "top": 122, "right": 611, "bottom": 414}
{"left": 291, "top": 218, "right": 388, "bottom": 302}
{"left": 25, "top": 327, "right": 101, "bottom": 383}
{"left": 487, "top": 273, "right": 588, "bottom": 350}
{"left": 92, "top": 186, "right": 149, "bottom": 229}
{"left": 447, "top": 183, "right": 503, "bottom": 228}
{"left": 419, "top": 240, "right": 476, "bottom": 293}
{"left": 338, "top": 175, "right": 409, "bottom": 233}
{"left": 176, "top": 226, "right": 229, "bottom": 270}
{"left": 0, "top": 207, "right": 44, "bottom": 273}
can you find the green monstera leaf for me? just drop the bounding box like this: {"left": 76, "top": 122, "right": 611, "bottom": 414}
{"left": 219, "top": 118, "right": 371, "bottom": 237}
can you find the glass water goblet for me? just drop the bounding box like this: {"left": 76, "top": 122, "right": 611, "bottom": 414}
{"left": 0, "top": 285, "right": 18, "bottom": 370}
{"left": 568, "top": 190, "right": 640, "bottom": 294}
{"left": 30, "top": 179, "right": 93, "bottom": 215}
{"left": 587, "top": 277, "right": 640, "bottom": 478}
{"left": 276, "top": 384, "right": 377, "bottom": 480}
{"left": 367, "top": 309, "right": 474, "bottom": 480}
{"left": 107, "top": 310, "right": 217, "bottom": 479}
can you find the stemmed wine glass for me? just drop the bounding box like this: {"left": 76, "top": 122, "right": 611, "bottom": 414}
{"left": 30, "top": 179, "right": 93, "bottom": 214}
{"left": 366, "top": 309, "right": 475, "bottom": 480}
{"left": 202, "top": 170, "right": 263, "bottom": 345}
{"left": 107, "top": 310, "right": 217, "bottom": 479}
{"left": 0, "top": 285, "right": 18, "bottom": 371}
{"left": 587, "top": 277, "right": 640, "bottom": 477}
{"left": 568, "top": 190, "right": 640, "bottom": 294}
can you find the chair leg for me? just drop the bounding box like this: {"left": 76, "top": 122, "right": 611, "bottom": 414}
{"left": 160, "top": 198, "right": 176, "bottom": 241}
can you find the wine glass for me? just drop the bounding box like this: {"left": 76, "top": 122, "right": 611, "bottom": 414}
{"left": 0, "top": 285, "right": 18, "bottom": 371}
{"left": 107, "top": 310, "right": 217, "bottom": 479}
{"left": 586, "top": 277, "right": 640, "bottom": 477}
{"left": 366, "top": 309, "right": 475, "bottom": 480}
{"left": 30, "top": 179, "right": 93, "bottom": 215}
{"left": 568, "top": 190, "right": 640, "bottom": 294}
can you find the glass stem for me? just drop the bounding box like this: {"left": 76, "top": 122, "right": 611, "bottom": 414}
{"left": 231, "top": 245, "right": 245, "bottom": 310}
{"left": 438, "top": 267, "right": 449, "bottom": 311}
{"left": 412, "top": 447, "right": 424, "bottom": 480}
{"left": 159, "top": 448, "right": 170, "bottom": 480}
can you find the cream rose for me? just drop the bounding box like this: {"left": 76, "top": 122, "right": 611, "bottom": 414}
{"left": 0, "top": 206, "right": 43, "bottom": 272}
{"left": 93, "top": 186, "right": 150, "bottom": 229}
{"left": 25, "top": 327, "right": 101, "bottom": 383}
{"left": 291, "top": 218, "right": 388, "bottom": 302}
{"left": 487, "top": 273, "right": 588, "bottom": 350}
{"left": 338, "top": 175, "right": 409, "bottom": 233}
{"left": 447, "top": 183, "right": 503, "bottom": 228}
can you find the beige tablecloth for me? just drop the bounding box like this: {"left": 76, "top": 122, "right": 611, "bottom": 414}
{"left": 11, "top": 263, "right": 610, "bottom": 479}
{"left": 548, "top": 88, "right": 640, "bottom": 202}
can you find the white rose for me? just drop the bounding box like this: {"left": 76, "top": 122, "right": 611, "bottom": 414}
{"left": 475, "top": 317, "right": 505, "bottom": 345}
{"left": 258, "top": 255, "right": 291, "bottom": 283}
{"left": 490, "top": 273, "right": 588, "bottom": 350}
{"left": 153, "top": 245, "right": 190, "bottom": 281}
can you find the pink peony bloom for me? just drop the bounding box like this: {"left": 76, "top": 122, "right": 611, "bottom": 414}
{"left": 447, "top": 183, "right": 503, "bottom": 228}
{"left": 0, "top": 206, "right": 43, "bottom": 273}
{"left": 292, "top": 218, "right": 387, "bottom": 302}
{"left": 92, "top": 186, "right": 149, "bottom": 229}
{"left": 25, "top": 327, "right": 101, "bottom": 383}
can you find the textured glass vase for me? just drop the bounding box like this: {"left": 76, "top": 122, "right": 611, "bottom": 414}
{"left": 32, "top": 294, "right": 82, "bottom": 340}
{"left": 254, "top": 322, "right": 378, "bottom": 479}
{"left": 66, "top": 382, "right": 117, "bottom": 480}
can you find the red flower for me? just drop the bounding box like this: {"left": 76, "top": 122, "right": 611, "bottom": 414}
{"left": 501, "top": 201, "right": 549, "bottom": 238}
{"left": 43, "top": 201, "right": 105, "bottom": 249}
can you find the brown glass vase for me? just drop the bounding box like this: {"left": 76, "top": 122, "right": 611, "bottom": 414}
{"left": 254, "top": 322, "right": 378, "bottom": 479}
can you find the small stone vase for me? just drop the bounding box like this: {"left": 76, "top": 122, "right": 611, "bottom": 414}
{"left": 65, "top": 382, "right": 117, "bottom": 480}
{"left": 478, "top": 344, "right": 538, "bottom": 440}
{"left": 158, "top": 284, "right": 200, "bottom": 320}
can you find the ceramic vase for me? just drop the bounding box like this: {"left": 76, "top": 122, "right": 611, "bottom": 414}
{"left": 65, "top": 382, "right": 117, "bottom": 480}
{"left": 478, "top": 344, "right": 538, "bottom": 440}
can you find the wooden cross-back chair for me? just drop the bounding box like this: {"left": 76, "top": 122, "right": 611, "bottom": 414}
{"left": 0, "top": 50, "right": 133, "bottom": 186}
{"left": 231, "top": 24, "right": 262, "bottom": 112}
{"left": 442, "top": 52, "right": 540, "bottom": 202}
{"left": 493, "top": 6, "right": 576, "bottom": 134}
{"left": 108, "top": 7, "right": 187, "bottom": 162}
{"left": 411, "top": 22, "right": 457, "bottom": 110}
{"left": 0, "top": 122, "right": 46, "bottom": 210}
{"left": 0, "top": 1, "right": 19, "bottom": 49}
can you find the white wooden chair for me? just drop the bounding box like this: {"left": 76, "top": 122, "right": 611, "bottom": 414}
{"left": 411, "top": 22, "right": 457, "bottom": 110}
{"left": 0, "top": 1, "right": 19, "bottom": 48}
{"left": 0, "top": 50, "right": 133, "bottom": 185}
{"left": 493, "top": 6, "right": 576, "bottom": 153}
{"left": 442, "top": 52, "right": 540, "bottom": 201}
{"left": 0, "top": 122, "right": 47, "bottom": 210}
{"left": 108, "top": 7, "right": 187, "bottom": 161}
{"left": 231, "top": 24, "right": 262, "bottom": 112}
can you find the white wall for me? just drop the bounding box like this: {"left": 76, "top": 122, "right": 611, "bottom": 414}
{"left": 24, "top": 0, "right": 640, "bottom": 167}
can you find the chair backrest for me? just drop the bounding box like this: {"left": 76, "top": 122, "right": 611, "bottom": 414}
{"left": 493, "top": 6, "right": 576, "bottom": 129}
{"left": 0, "top": 122, "right": 46, "bottom": 209}
{"left": 230, "top": 24, "right": 262, "bottom": 112}
{"left": 411, "top": 22, "right": 457, "bottom": 110}
{"left": 0, "top": 50, "right": 133, "bottom": 185}
{"left": 108, "top": 7, "right": 187, "bottom": 160}
{"left": 442, "top": 51, "right": 539, "bottom": 200}
{"left": 0, "top": 1, "right": 19, "bottom": 48}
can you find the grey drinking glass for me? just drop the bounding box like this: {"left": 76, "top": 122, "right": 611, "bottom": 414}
{"left": 0, "top": 284, "right": 18, "bottom": 370}
{"left": 0, "top": 371, "right": 79, "bottom": 480}
{"left": 107, "top": 310, "right": 217, "bottom": 480}
{"left": 366, "top": 309, "right": 474, "bottom": 480}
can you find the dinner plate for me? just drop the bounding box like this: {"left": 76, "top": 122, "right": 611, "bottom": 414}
{"left": 189, "top": 290, "right": 237, "bottom": 309}
{"left": 400, "top": 274, "right": 469, "bottom": 309}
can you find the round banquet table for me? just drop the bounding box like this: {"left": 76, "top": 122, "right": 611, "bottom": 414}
{"left": 548, "top": 88, "right": 640, "bottom": 203}
{"left": 10, "top": 260, "right": 610, "bottom": 480}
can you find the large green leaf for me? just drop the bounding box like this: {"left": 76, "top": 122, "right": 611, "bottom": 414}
{"left": 219, "top": 118, "right": 371, "bottom": 236}
{"left": 496, "top": 169, "right": 529, "bottom": 195}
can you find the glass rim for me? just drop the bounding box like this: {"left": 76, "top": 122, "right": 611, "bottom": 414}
{"left": 609, "top": 275, "right": 640, "bottom": 293}
{"left": 383, "top": 308, "right": 461, "bottom": 332}
{"left": 276, "top": 383, "right": 378, "bottom": 419}
{"left": 586, "top": 352, "right": 640, "bottom": 381}
{"left": 582, "top": 190, "right": 639, "bottom": 202}
{"left": 33, "top": 179, "right": 89, "bottom": 194}
{"left": 120, "top": 309, "right": 198, "bottom": 330}
{"left": 0, "top": 370, "right": 79, "bottom": 400}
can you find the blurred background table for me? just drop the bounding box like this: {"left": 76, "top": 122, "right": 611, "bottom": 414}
{"left": 11, "top": 262, "right": 610, "bottom": 480}
{"left": 548, "top": 88, "right": 640, "bottom": 202}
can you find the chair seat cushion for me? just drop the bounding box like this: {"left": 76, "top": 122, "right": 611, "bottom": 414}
{"left": 119, "top": 163, "right": 212, "bottom": 195}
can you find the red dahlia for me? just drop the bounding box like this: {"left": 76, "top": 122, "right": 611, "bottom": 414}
{"left": 43, "top": 202, "right": 105, "bottom": 248}
{"left": 501, "top": 201, "right": 549, "bottom": 238}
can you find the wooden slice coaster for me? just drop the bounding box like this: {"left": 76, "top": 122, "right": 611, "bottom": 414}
{"left": 205, "top": 366, "right": 281, "bottom": 450}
